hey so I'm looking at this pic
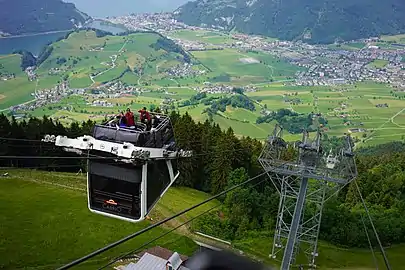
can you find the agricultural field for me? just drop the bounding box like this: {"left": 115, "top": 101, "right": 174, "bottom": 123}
{"left": 367, "top": 59, "right": 389, "bottom": 69}
{"left": 36, "top": 30, "right": 187, "bottom": 88}
{"left": 167, "top": 29, "right": 235, "bottom": 45}
{"left": 24, "top": 80, "right": 405, "bottom": 146}
{"left": 380, "top": 34, "right": 405, "bottom": 43}
{"left": 245, "top": 81, "right": 405, "bottom": 145}
{"left": 0, "top": 54, "right": 36, "bottom": 110}
{"left": 327, "top": 42, "right": 366, "bottom": 51}
{"left": 190, "top": 49, "right": 301, "bottom": 84}
{"left": 0, "top": 30, "right": 191, "bottom": 110}
{"left": 2, "top": 29, "right": 405, "bottom": 147}
{"left": 1, "top": 169, "right": 405, "bottom": 270}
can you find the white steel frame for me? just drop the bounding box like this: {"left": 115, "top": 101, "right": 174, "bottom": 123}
{"left": 43, "top": 134, "right": 191, "bottom": 223}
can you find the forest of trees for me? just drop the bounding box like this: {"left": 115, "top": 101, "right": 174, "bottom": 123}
{"left": 1, "top": 112, "right": 405, "bottom": 249}
{"left": 176, "top": 0, "right": 405, "bottom": 44}
{"left": 14, "top": 45, "right": 54, "bottom": 71}
{"left": 1, "top": 0, "right": 89, "bottom": 36}
{"left": 150, "top": 37, "right": 191, "bottom": 63}
{"left": 14, "top": 50, "right": 36, "bottom": 71}
{"left": 256, "top": 109, "right": 328, "bottom": 134}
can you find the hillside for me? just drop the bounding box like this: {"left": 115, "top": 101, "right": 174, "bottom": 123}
{"left": 1, "top": 167, "right": 405, "bottom": 269}
{"left": 67, "top": 0, "right": 190, "bottom": 17}
{"left": 174, "top": 0, "right": 405, "bottom": 44}
{"left": 0, "top": 169, "right": 216, "bottom": 269}
{"left": 2, "top": 114, "right": 405, "bottom": 268}
{"left": 0, "top": 0, "right": 90, "bottom": 36}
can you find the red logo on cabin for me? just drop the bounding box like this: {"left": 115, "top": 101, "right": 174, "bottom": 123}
{"left": 105, "top": 199, "right": 118, "bottom": 205}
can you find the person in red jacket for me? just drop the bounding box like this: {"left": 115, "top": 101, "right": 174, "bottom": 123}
{"left": 125, "top": 108, "right": 135, "bottom": 127}
{"left": 138, "top": 107, "right": 151, "bottom": 130}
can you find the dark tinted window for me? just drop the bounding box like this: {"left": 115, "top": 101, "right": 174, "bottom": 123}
{"left": 146, "top": 160, "right": 171, "bottom": 212}
{"left": 88, "top": 162, "right": 142, "bottom": 220}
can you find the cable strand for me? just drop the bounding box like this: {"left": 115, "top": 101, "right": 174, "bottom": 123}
{"left": 98, "top": 177, "right": 267, "bottom": 269}
{"left": 360, "top": 213, "right": 379, "bottom": 270}
{"left": 56, "top": 171, "right": 267, "bottom": 270}
{"left": 98, "top": 204, "right": 222, "bottom": 270}
{"left": 354, "top": 180, "right": 391, "bottom": 270}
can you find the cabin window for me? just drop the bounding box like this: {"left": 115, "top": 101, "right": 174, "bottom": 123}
{"left": 147, "top": 160, "right": 171, "bottom": 212}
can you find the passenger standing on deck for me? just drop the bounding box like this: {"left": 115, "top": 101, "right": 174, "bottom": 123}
{"left": 125, "top": 108, "right": 135, "bottom": 127}
{"left": 119, "top": 112, "right": 127, "bottom": 128}
{"left": 138, "top": 107, "right": 152, "bottom": 130}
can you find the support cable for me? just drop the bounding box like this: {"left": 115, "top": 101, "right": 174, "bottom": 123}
{"left": 0, "top": 148, "right": 246, "bottom": 160}
{"left": 98, "top": 204, "right": 222, "bottom": 270}
{"left": 354, "top": 180, "right": 391, "bottom": 270}
{"left": 360, "top": 213, "right": 379, "bottom": 270}
{"left": 56, "top": 171, "right": 267, "bottom": 270}
{"left": 100, "top": 177, "right": 267, "bottom": 270}
{"left": 0, "top": 155, "right": 122, "bottom": 160}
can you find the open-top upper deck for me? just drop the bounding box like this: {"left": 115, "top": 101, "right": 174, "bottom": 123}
{"left": 92, "top": 113, "right": 175, "bottom": 149}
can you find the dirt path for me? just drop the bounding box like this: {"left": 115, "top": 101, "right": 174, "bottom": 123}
{"left": 359, "top": 107, "right": 405, "bottom": 146}
{"left": 88, "top": 39, "right": 129, "bottom": 87}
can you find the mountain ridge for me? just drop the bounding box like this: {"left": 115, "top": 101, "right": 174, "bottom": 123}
{"left": 0, "top": 0, "right": 90, "bottom": 36}
{"left": 65, "top": 0, "right": 190, "bottom": 17}
{"left": 174, "top": 0, "right": 405, "bottom": 44}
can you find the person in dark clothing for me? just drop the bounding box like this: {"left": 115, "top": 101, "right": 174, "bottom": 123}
{"left": 125, "top": 108, "right": 135, "bottom": 127}
{"left": 138, "top": 107, "right": 152, "bottom": 130}
{"left": 119, "top": 112, "right": 127, "bottom": 128}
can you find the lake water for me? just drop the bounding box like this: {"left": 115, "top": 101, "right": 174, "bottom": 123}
{"left": 0, "top": 31, "right": 70, "bottom": 56}
{"left": 0, "top": 20, "right": 127, "bottom": 56}
{"left": 86, "top": 20, "right": 127, "bottom": 34}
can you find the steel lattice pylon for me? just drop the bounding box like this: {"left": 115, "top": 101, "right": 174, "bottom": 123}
{"left": 259, "top": 125, "right": 357, "bottom": 269}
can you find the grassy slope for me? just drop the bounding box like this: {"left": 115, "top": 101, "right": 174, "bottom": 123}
{"left": 0, "top": 54, "right": 36, "bottom": 110}
{"left": 0, "top": 30, "right": 187, "bottom": 109}
{"left": 1, "top": 169, "right": 405, "bottom": 269}
{"left": 0, "top": 169, "right": 218, "bottom": 269}
{"left": 235, "top": 235, "right": 405, "bottom": 270}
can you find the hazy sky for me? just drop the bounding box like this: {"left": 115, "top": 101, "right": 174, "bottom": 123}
{"left": 65, "top": 0, "right": 191, "bottom": 18}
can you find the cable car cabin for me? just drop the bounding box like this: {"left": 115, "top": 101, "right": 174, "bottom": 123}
{"left": 45, "top": 113, "right": 191, "bottom": 223}
{"left": 87, "top": 156, "right": 179, "bottom": 223}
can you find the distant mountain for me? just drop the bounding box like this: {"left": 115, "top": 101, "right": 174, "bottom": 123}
{"left": 65, "top": 0, "right": 190, "bottom": 17}
{"left": 174, "top": 0, "right": 405, "bottom": 44}
{"left": 0, "top": 0, "right": 90, "bottom": 36}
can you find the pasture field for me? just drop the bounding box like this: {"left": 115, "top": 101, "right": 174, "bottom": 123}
{"left": 0, "top": 54, "right": 36, "bottom": 110}
{"left": 235, "top": 234, "right": 405, "bottom": 270}
{"left": 34, "top": 30, "right": 186, "bottom": 89}
{"left": 0, "top": 54, "right": 23, "bottom": 75}
{"left": 327, "top": 42, "right": 365, "bottom": 51}
{"left": 244, "top": 81, "right": 405, "bottom": 145}
{"left": 168, "top": 29, "right": 235, "bottom": 45}
{"left": 27, "top": 80, "right": 405, "bottom": 146}
{"left": 1, "top": 169, "right": 405, "bottom": 269}
{"left": 0, "top": 169, "right": 218, "bottom": 269}
{"left": 0, "top": 77, "right": 36, "bottom": 110}
{"left": 380, "top": 34, "right": 405, "bottom": 43}
{"left": 2, "top": 29, "right": 405, "bottom": 146}
{"left": 368, "top": 59, "right": 389, "bottom": 69}
{"left": 190, "top": 49, "right": 300, "bottom": 83}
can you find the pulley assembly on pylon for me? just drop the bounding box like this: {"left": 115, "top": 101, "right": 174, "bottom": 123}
{"left": 43, "top": 114, "right": 192, "bottom": 223}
